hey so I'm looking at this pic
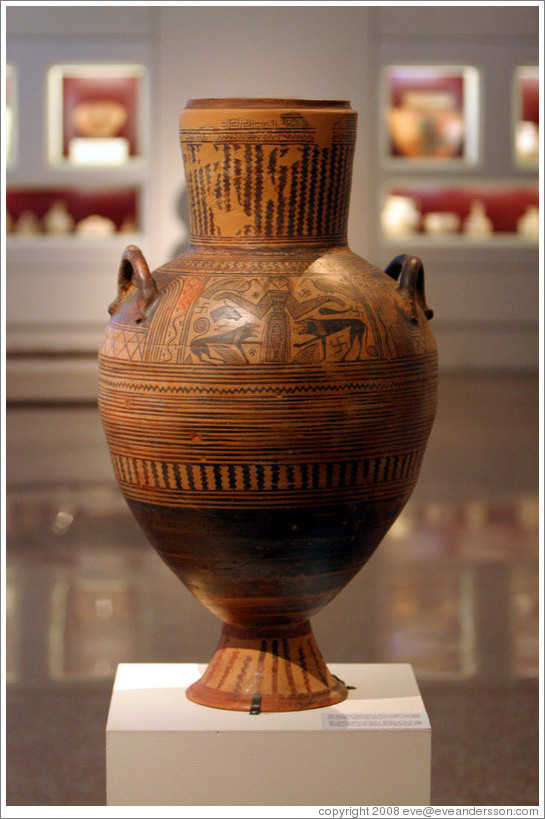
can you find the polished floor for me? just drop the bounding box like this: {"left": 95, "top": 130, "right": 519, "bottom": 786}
{"left": 4, "top": 374, "right": 541, "bottom": 807}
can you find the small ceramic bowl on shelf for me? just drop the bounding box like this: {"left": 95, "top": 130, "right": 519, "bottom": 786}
{"left": 422, "top": 211, "right": 461, "bottom": 236}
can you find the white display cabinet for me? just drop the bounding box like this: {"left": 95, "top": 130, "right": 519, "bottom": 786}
{"left": 7, "top": 62, "right": 147, "bottom": 242}
{"left": 374, "top": 34, "right": 539, "bottom": 371}
{"left": 7, "top": 186, "right": 142, "bottom": 240}
{"left": 381, "top": 64, "right": 480, "bottom": 168}
{"left": 6, "top": 36, "right": 153, "bottom": 396}
{"left": 380, "top": 180, "right": 539, "bottom": 247}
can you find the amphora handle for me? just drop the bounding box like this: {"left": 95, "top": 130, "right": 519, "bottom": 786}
{"left": 385, "top": 253, "right": 434, "bottom": 322}
{"left": 108, "top": 245, "right": 160, "bottom": 323}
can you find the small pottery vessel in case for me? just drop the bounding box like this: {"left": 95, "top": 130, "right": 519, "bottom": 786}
{"left": 98, "top": 98, "right": 438, "bottom": 712}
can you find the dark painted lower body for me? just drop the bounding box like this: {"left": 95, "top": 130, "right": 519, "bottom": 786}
{"left": 128, "top": 497, "right": 404, "bottom": 627}
{"left": 127, "top": 496, "right": 405, "bottom": 710}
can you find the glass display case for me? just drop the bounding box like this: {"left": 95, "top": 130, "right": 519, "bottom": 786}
{"left": 6, "top": 42, "right": 151, "bottom": 370}
{"left": 6, "top": 61, "right": 147, "bottom": 249}
{"left": 6, "top": 187, "right": 141, "bottom": 238}
{"left": 514, "top": 66, "right": 539, "bottom": 168}
{"left": 47, "top": 63, "right": 145, "bottom": 167}
{"left": 382, "top": 64, "right": 479, "bottom": 166}
{"left": 381, "top": 182, "right": 539, "bottom": 244}
{"left": 378, "top": 62, "right": 539, "bottom": 253}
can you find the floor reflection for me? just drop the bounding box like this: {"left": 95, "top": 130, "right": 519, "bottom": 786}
{"left": 378, "top": 565, "right": 476, "bottom": 679}
{"left": 5, "top": 486, "right": 539, "bottom": 686}
{"left": 47, "top": 573, "right": 149, "bottom": 681}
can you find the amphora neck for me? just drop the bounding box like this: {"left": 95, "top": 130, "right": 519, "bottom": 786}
{"left": 179, "top": 99, "right": 357, "bottom": 249}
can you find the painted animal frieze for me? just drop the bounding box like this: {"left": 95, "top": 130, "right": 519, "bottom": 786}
{"left": 101, "top": 252, "right": 435, "bottom": 367}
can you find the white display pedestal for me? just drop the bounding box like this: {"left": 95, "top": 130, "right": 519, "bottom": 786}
{"left": 68, "top": 137, "right": 129, "bottom": 165}
{"left": 106, "top": 663, "right": 431, "bottom": 806}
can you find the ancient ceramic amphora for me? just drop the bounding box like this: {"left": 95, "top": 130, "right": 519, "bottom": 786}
{"left": 98, "top": 98, "right": 437, "bottom": 712}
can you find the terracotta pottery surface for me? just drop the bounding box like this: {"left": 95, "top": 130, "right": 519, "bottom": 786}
{"left": 388, "top": 106, "right": 464, "bottom": 158}
{"left": 72, "top": 99, "right": 127, "bottom": 138}
{"left": 98, "top": 98, "right": 438, "bottom": 712}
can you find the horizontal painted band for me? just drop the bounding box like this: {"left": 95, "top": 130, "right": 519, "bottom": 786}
{"left": 109, "top": 451, "right": 424, "bottom": 508}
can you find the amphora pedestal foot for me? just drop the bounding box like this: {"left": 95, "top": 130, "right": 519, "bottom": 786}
{"left": 186, "top": 622, "right": 348, "bottom": 712}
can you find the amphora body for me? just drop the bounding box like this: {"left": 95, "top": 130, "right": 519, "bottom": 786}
{"left": 98, "top": 99, "right": 437, "bottom": 711}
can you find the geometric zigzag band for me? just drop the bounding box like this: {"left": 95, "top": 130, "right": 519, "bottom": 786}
{"left": 111, "top": 449, "right": 425, "bottom": 508}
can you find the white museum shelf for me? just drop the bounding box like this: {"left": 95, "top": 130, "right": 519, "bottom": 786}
{"left": 381, "top": 233, "right": 539, "bottom": 250}
{"left": 6, "top": 234, "right": 144, "bottom": 265}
